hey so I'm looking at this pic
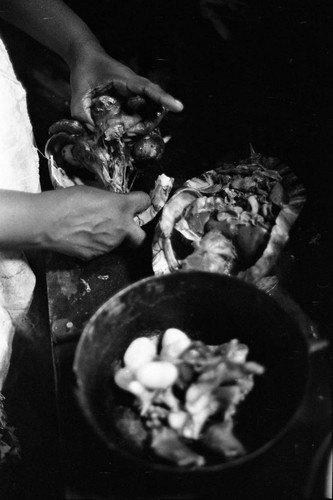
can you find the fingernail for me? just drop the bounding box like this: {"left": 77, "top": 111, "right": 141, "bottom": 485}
{"left": 175, "top": 99, "right": 184, "bottom": 111}
{"left": 175, "top": 99, "right": 184, "bottom": 109}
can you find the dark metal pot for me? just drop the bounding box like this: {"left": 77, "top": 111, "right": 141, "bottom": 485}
{"left": 73, "top": 271, "right": 312, "bottom": 473}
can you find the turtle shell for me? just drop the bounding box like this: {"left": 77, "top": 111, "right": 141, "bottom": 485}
{"left": 152, "top": 152, "right": 306, "bottom": 286}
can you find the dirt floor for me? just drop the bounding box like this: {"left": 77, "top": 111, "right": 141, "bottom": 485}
{"left": 0, "top": 1, "right": 332, "bottom": 498}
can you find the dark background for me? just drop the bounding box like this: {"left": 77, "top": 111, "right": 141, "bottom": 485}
{"left": 0, "top": 1, "right": 332, "bottom": 498}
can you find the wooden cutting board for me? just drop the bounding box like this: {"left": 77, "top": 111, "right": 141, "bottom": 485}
{"left": 45, "top": 242, "right": 153, "bottom": 345}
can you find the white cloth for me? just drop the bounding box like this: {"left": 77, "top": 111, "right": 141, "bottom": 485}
{"left": 0, "top": 37, "right": 40, "bottom": 393}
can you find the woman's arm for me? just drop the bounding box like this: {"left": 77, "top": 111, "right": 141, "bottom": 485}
{"left": 0, "top": 0, "right": 104, "bottom": 67}
{"left": 0, "top": 0, "right": 183, "bottom": 124}
{"left": 0, "top": 190, "right": 43, "bottom": 251}
{"left": 0, "top": 187, "right": 151, "bottom": 259}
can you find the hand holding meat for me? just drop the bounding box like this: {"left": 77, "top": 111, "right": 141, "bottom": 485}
{"left": 39, "top": 186, "right": 151, "bottom": 259}
{"left": 69, "top": 47, "right": 183, "bottom": 127}
{"left": 47, "top": 92, "right": 169, "bottom": 189}
{"left": 0, "top": 0, "right": 178, "bottom": 257}
{"left": 0, "top": 187, "right": 150, "bottom": 259}
{"left": 46, "top": 92, "right": 175, "bottom": 225}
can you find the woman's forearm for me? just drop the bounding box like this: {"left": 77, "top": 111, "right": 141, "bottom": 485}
{"left": 0, "top": 0, "right": 184, "bottom": 119}
{"left": 0, "top": 0, "right": 105, "bottom": 66}
{"left": 0, "top": 190, "right": 45, "bottom": 250}
{"left": 0, "top": 186, "right": 151, "bottom": 260}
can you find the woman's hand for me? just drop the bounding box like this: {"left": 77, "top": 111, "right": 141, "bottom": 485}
{"left": 0, "top": 187, "right": 151, "bottom": 260}
{"left": 70, "top": 46, "right": 184, "bottom": 127}
{"left": 0, "top": 0, "right": 183, "bottom": 126}
{"left": 39, "top": 186, "right": 151, "bottom": 260}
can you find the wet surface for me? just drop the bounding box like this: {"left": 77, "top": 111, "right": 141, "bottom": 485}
{"left": 0, "top": 1, "right": 332, "bottom": 498}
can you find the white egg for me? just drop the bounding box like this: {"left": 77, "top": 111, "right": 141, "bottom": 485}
{"left": 168, "top": 411, "right": 188, "bottom": 431}
{"left": 136, "top": 361, "right": 178, "bottom": 389}
{"left": 127, "top": 380, "right": 146, "bottom": 397}
{"left": 114, "top": 367, "right": 133, "bottom": 390}
{"left": 160, "top": 328, "right": 191, "bottom": 359}
{"left": 123, "top": 337, "right": 157, "bottom": 371}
